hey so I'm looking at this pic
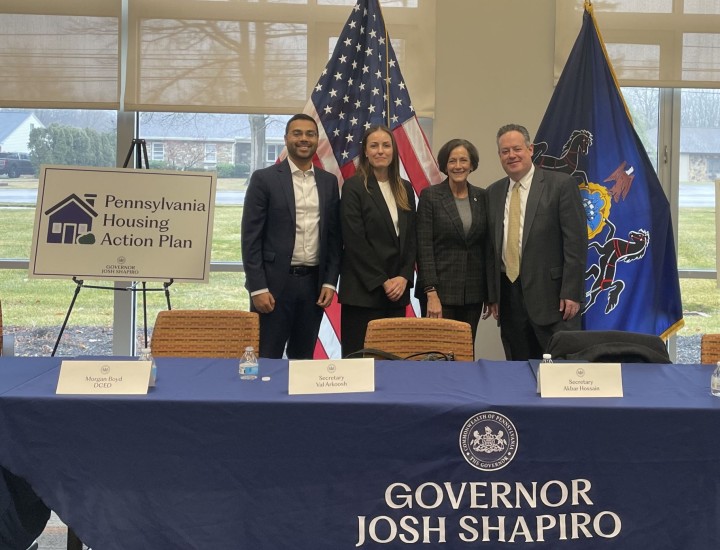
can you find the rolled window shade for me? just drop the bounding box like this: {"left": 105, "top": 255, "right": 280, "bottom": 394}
{"left": 0, "top": 0, "right": 435, "bottom": 115}
{"left": 0, "top": 0, "right": 120, "bottom": 109}
{"left": 124, "top": 0, "right": 436, "bottom": 116}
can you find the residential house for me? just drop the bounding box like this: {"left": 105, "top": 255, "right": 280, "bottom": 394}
{"left": 0, "top": 111, "right": 45, "bottom": 153}
{"left": 679, "top": 128, "right": 720, "bottom": 182}
{"left": 138, "top": 113, "right": 287, "bottom": 173}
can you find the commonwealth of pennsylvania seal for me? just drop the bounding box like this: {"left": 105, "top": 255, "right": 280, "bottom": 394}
{"left": 459, "top": 411, "right": 518, "bottom": 471}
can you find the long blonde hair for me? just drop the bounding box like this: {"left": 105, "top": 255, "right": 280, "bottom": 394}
{"left": 357, "top": 125, "right": 411, "bottom": 211}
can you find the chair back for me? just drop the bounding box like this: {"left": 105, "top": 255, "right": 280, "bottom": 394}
{"left": 151, "top": 309, "right": 259, "bottom": 358}
{"left": 701, "top": 334, "right": 720, "bottom": 364}
{"left": 362, "top": 317, "right": 474, "bottom": 361}
{"left": 546, "top": 330, "right": 671, "bottom": 363}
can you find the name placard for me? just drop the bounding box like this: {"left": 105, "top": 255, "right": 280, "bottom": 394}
{"left": 56, "top": 361, "right": 151, "bottom": 395}
{"left": 539, "top": 362, "right": 623, "bottom": 398}
{"left": 288, "top": 359, "right": 374, "bottom": 395}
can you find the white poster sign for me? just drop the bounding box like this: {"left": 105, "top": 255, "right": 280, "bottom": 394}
{"left": 56, "top": 360, "right": 152, "bottom": 395}
{"left": 288, "top": 359, "right": 375, "bottom": 395}
{"left": 539, "top": 362, "right": 623, "bottom": 398}
{"left": 29, "top": 165, "right": 216, "bottom": 282}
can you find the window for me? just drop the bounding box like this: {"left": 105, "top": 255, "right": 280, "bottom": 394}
{"left": 623, "top": 86, "right": 719, "bottom": 362}
{"left": 0, "top": 107, "right": 118, "bottom": 356}
{"left": 0, "top": 0, "right": 436, "bottom": 359}
{"left": 266, "top": 144, "right": 282, "bottom": 163}
{"left": 152, "top": 142, "right": 165, "bottom": 161}
{"left": 205, "top": 143, "right": 217, "bottom": 163}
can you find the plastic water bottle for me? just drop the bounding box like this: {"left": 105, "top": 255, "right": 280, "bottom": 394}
{"left": 541, "top": 353, "right": 553, "bottom": 364}
{"left": 711, "top": 361, "right": 720, "bottom": 397}
{"left": 239, "top": 346, "right": 259, "bottom": 380}
{"left": 139, "top": 347, "right": 157, "bottom": 387}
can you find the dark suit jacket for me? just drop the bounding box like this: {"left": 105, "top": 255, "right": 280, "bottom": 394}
{"left": 338, "top": 173, "right": 417, "bottom": 309}
{"left": 487, "top": 167, "right": 587, "bottom": 326}
{"left": 241, "top": 159, "right": 342, "bottom": 298}
{"left": 415, "top": 179, "right": 490, "bottom": 306}
{"left": 546, "top": 330, "right": 671, "bottom": 363}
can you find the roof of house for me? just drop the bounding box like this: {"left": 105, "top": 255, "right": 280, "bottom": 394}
{"left": 138, "top": 113, "right": 288, "bottom": 141}
{"left": 646, "top": 126, "right": 720, "bottom": 154}
{"left": 680, "top": 127, "right": 720, "bottom": 154}
{"left": 0, "top": 112, "right": 36, "bottom": 143}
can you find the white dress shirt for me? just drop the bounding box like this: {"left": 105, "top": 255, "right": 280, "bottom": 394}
{"left": 288, "top": 158, "right": 321, "bottom": 267}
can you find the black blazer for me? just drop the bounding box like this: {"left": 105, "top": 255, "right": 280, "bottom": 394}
{"left": 241, "top": 159, "right": 342, "bottom": 298}
{"left": 415, "top": 179, "right": 491, "bottom": 306}
{"left": 338, "top": 173, "right": 416, "bottom": 309}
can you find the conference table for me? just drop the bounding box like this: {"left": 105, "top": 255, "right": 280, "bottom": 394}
{"left": 0, "top": 356, "right": 719, "bottom": 549}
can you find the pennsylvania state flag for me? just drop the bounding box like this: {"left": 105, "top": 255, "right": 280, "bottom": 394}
{"left": 533, "top": 1, "right": 683, "bottom": 338}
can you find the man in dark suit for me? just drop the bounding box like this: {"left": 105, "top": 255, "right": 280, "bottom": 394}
{"left": 241, "top": 114, "right": 342, "bottom": 359}
{"left": 487, "top": 124, "right": 587, "bottom": 360}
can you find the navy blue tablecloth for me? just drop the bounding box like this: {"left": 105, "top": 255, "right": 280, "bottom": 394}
{"left": 0, "top": 358, "right": 719, "bottom": 549}
{"left": 0, "top": 358, "right": 59, "bottom": 550}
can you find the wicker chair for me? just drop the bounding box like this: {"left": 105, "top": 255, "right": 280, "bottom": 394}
{"left": 701, "top": 334, "right": 720, "bottom": 364}
{"left": 362, "top": 317, "right": 474, "bottom": 361}
{"left": 150, "top": 309, "right": 259, "bottom": 358}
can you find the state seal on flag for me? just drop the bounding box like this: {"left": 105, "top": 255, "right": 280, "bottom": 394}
{"left": 459, "top": 411, "right": 518, "bottom": 471}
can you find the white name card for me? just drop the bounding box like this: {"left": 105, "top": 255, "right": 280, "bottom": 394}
{"left": 539, "top": 362, "right": 623, "bottom": 398}
{"left": 56, "top": 361, "right": 151, "bottom": 395}
{"left": 288, "top": 358, "right": 374, "bottom": 395}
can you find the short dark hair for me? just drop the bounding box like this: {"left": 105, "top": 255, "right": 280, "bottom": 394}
{"left": 285, "top": 113, "right": 319, "bottom": 136}
{"left": 436, "top": 139, "right": 479, "bottom": 175}
{"left": 496, "top": 124, "right": 532, "bottom": 147}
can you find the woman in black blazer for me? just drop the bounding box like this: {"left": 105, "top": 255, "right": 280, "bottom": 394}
{"left": 415, "top": 138, "right": 491, "bottom": 345}
{"left": 339, "top": 125, "right": 417, "bottom": 357}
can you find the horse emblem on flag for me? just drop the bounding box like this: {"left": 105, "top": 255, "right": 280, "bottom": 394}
{"left": 534, "top": 129, "right": 654, "bottom": 318}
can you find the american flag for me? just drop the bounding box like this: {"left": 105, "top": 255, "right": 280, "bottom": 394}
{"left": 282, "top": 0, "right": 442, "bottom": 359}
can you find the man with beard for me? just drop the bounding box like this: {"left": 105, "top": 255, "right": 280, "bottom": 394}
{"left": 241, "top": 114, "right": 342, "bottom": 358}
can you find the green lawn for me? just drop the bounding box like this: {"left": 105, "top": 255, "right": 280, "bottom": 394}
{"left": 676, "top": 204, "right": 719, "bottom": 336}
{"left": 0, "top": 204, "right": 248, "bottom": 328}
{"left": 678, "top": 207, "right": 716, "bottom": 270}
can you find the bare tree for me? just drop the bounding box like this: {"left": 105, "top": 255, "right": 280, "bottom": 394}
{"left": 249, "top": 115, "right": 269, "bottom": 172}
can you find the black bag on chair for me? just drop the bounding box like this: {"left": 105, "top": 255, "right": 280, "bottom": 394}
{"left": 545, "top": 330, "right": 671, "bottom": 363}
{"left": 344, "top": 348, "right": 454, "bottom": 361}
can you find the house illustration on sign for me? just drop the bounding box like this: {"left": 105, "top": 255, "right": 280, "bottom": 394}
{"left": 44, "top": 193, "right": 98, "bottom": 245}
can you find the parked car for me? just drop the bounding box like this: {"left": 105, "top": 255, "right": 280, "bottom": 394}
{"left": 0, "top": 152, "right": 35, "bottom": 178}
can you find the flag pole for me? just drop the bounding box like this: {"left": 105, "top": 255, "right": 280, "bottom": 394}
{"left": 584, "top": 0, "right": 634, "bottom": 123}
{"left": 384, "top": 29, "right": 391, "bottom": 127}
{"left": 375, "top": 0, "right": 392, "bottom": 128}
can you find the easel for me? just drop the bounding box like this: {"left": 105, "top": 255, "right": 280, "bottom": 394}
{"left": 52, "top": 139, "right": 174, "bottom": 356}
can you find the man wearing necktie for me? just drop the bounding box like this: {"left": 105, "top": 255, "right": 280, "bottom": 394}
{"left": 486, "top": 124, "right": 587, "bottom": 360}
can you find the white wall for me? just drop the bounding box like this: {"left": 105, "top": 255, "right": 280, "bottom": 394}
{"left": 1, "top": 114, "right": 43, "bottom": 153}
{"left": 434, "top": 0, "right": 559, "bottom": 359}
